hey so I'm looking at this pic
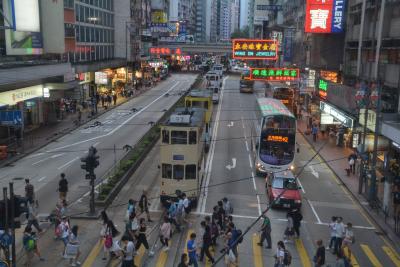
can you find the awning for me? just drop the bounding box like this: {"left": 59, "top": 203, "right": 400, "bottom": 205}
{"left": 44, "top": 81, "right": 78, "bottom": 91}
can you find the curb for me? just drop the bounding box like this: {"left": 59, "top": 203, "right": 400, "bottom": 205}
{"left": 298, "top": 127, "right": 400, "bottom": 251}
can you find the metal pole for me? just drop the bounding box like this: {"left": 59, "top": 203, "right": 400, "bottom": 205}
{"left": 356, "top": 0, "right": 366, "bottom": 76}
{"left": 126, "top": 21, "right": 129, "bottom": 84}
{"left": 3, "top": 187, "right": 10, "bottom": 266}
{"left": 373, "top": 0, "right": 385, "bottom": 80}
{"left": 9, "top": 183, "right": 16, "bottom": 267}
{"left": 359, "top": 81, "right": 369, "bottom": 194}
{"left": 89, "top": 173, "right": 95, "bottom": 215}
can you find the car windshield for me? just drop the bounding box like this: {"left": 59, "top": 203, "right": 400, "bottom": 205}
{"left": 272, "top": 178, "right": 298, "bottom": 190}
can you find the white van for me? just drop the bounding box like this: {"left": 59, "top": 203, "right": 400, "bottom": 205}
{"left": 212, "top": 64, "right": 223, "bottom": 78}
{"left": 206, "top": 71, "right": 222, "bottom": 88}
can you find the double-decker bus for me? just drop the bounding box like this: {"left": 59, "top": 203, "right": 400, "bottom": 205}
{"left": 159, "top": 108, "right": 208, "bottom": 206}
{"left": 239, "top": 69, "right": 254, "bottom": 93}
{"left": 255, "top": 98, "right": 296, "bottom": 175}
{"left": 265, "top": 82, "right": 295, "bottom": 113}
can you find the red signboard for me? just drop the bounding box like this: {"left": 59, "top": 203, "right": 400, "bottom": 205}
{"left": 232, "top": 39, "right": 278, "bottom": 60}
{"left": 305, "top": 0, "right": 334, "bottom": 33}
{"left": 150, "top": 47, "right": 174, "bottom": 55}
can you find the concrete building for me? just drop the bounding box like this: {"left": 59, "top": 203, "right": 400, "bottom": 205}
{"left": 195, "top": 0, "right": 207, "bottom": 42}
{"left": 169, "top": 0, "right": 196, "bottom": 35}
{"left": 247, "top": 0, "right": 255, "bottom": 38}
{"left": 240, "top": 0, "right": 248, "bottom": 28}
{"left": 231, "top": 0, "right": 240, "bottom": 34}
{"left": 219, "top": 0, "right": 232, "bottom": 41}
{"left": 209, "top": 0, "right": 219, "bottom": 42}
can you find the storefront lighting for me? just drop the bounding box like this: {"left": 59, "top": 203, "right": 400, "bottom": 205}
{"left": 43, "top": 87, "right": 50, "bottom": 98}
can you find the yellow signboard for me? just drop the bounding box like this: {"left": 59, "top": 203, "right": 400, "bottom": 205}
{"left": 151, "top": 11, "right": 167, "bottom": 23}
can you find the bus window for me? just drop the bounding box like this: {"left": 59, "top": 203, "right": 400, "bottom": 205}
{"left": 189, "top": 131, "right": 197, "bottom": 144}
{"left": 192, "top": 101, "right": 202, "bottom": 108}
{"left": 171, "top": 131, "right": 187, "bottom": 144}
{"left": 173, "top": 165, "right": 184, "bottom": 180}
{"left": 186, "top": 164, "right": 196, "bottom": 179}
{"left": 162, "top": 164, "right": 172, "bottom": 179}
{"left": 162, "top": 130, "right": 169, "bottom": 144}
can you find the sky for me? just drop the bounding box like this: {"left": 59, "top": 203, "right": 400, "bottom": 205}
{"left": 240, "top": 0, "right": 248, "bottom": 29}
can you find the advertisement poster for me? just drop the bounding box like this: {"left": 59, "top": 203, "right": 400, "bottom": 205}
{"left": 2, "top": 0, "right": 43, "bottom": 55}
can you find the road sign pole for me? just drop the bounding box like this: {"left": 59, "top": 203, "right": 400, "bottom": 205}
{"left": 2, "top": 187, "right": 10, "bottom": 266}
{"left": 9, "top": 183, "right": 16, "bottom": 267}
{"left": 89, "top": 174, "right": 95, "bottom": 215}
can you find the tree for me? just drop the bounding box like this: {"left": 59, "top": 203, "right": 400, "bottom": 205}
{"left": 231, "top": 26, "right": 250, "bottom": 39}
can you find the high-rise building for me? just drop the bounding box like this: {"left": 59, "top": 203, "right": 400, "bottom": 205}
{"left": 231, "top": 0, "right": 240, "bottom": 34}
{"left": 195, "top": 0, "right": 207, "bottom": 42}
{"left": 169, "top": 0, "right": 196, "bottom": 35}
{"left": 209, "top": 0, "right": 218, "bottom": 42}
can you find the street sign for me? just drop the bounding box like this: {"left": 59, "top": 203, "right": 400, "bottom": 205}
{"left": 0, "top": 110, "right": 22, "bottom": 126}
{"left": 249, "top": 68, "right": 299, "bottom": 81}
{"left": 0, "top": 232, "right": 12, "bottom": 247}
{"left": 232, "top": 39, "right": 278, "bottom": 60}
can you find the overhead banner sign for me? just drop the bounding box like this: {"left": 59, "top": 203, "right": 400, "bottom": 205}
{"left": 305, "top": 0, "right": 346, "bottom": 33}
{"left": 150, "top": 47, "right": 182, "bottom": 55}
{"left": 232, "top": 39, "right": 278, "bottom": 60}
{"left": 250, "top": 68, "right": 299, "bottom": 81}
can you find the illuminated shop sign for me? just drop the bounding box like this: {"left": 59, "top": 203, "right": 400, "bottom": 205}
{"left": 232, "top": 39, "right": 278, "bottom": 60}
{"left": 320, "top": 101, "right": 353, "bottom": 128}
{"left": 320, "top": 70, "right": 339, "bottom": 83}
{"left": 150, "top": 47, "right": 182, "bottom": 55}
{"left": 305, "top": 0, "right": 346, "bottom": 34}
{"left": 250, "top": 68, "right": 299, "bottom": 81}
{"left": 267, "top": 135, "right": 289, "bottom": 143}
{"left": 318, "top": 79, "right": 328, "bottom": 99}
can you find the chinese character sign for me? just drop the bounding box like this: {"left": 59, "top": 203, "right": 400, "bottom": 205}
{"left": 150, "top": 47, "right": 174, "bottom": 55}
{"left": 232, "top": 39, "right": 278, "bottom": 60}
{"left": 250, "top": 68, "right": 299, "bottom": 81}
{"left": 318, "top": 79, "right": 328, "bottom": 99}
{"left": 305, "top": 0, "right": 346, "bottom": 33}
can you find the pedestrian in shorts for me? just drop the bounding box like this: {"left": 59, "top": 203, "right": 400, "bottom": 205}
{"left": 139, "top": 190, "right": 153, "bottom": 222}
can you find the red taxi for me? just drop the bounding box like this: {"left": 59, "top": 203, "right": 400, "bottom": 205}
{"left": 265, "top": 171, "right": 302, "bottom": 209}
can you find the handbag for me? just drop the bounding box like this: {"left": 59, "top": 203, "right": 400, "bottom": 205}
{"left": 105, "top": 235, "right": 113, "bottom": 249}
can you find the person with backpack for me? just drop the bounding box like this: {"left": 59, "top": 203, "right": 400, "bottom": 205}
{"left": 274, "top": 240, "right": 291, "bottom": 267}
{"left": 23, "top": 226, "right": 45, "bottom": 266}
{"left": 139, "top": 190, "right": 153, "bottom": 222}
{"left": 27, "top": 200, "right": 42, "bottom": 233}
{"left": 257, "top": 214, "right": 272, "bottom": 249}
{"left": 167, "top": 200, "right": 181, "bottom": 233}
{"left": 102, "top": 220, "right": 119, "bottom": 261}
{"left": 199, "top": 221, "right": 215, "bottom": 264}
{"left": 58, "top": 173, "right": 68, "bottom": 201}
{"left": 313, "top": 239, "right": 325, "bottom": 267}
{"left": 125, "top": 199, "right": 136, "bottom": 222}
{"left": 222, "top": 197, "right": 233, "bottom": 215}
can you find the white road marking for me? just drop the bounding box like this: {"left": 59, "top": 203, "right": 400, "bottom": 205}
{"left": 251, "top": 171, "right": 257, "bottom": 190}
{"left": 256, "top": 195, "right": 262, "bottom": 215}
{"left": 226, "top": 158, "right": 237, "bottom": 170}
{"left": 38, "top": 176, "right": 47, "bottom": 182}
{"left": 26, "top": 153, "right": 45, "bottom": 159}
{"left": 245, "top": 140, "right": 249, "bottom": 151}
{"left": 57, "top": 157, "right": 79, "bottom": 170}
{"left": 51, "top": 153, "right": 65, "bottom": 159}
{"left": 198, "top": 76, "right": 228, "bottom": 214}
{"left": 307, "top": 199, "right": 322, "bottom": 224}
{"left": 93, "top": 142, "right": 100, "bottom": 147}
{"left": 309, "top": 165, "right": 319, "bottom": 178}
{"left": 48, "top": 81, "right": 181, "bottom": 152}
{"left": 248, "top": 154, "right": 253, "bottom": 168}
{"left": 227, "top": 121, "right": 234, "bottom": 127}
{"left": 32, "top": 153, "right": 64, "bottom": 165}
{"left": 297, "top": 177, "right": 306, "bottom": 194}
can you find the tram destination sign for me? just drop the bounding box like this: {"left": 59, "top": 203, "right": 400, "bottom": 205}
{"left": 250, "top": 68, "right": 300, "bottom": 81}
{"left": 232, "top": 39, "right": 278, "bottom": 60}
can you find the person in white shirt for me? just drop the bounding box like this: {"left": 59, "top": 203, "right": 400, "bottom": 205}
{"left": 120, "top": 236, "right": 135, "bottom": 267}
{"left": 341, "top": 223, "right": 354, "bottom": 259}
{"left": 274, "top": 241, "right": 286, "bottom": 267}
{"left": 333, "top": 217, "right": 345, "bottom": 255}
{"left": 328, "top": 216, "right": 337, "bottom": 250}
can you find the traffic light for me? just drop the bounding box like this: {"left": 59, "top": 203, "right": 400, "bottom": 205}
{"left": 0, "top": 196, "right": 27, "bottom": 229}
{"left": 80, "top": 156, "right": 91, "bottom": 172}
{"left": 81, "top": 146, "right": 99, "bottom": 175}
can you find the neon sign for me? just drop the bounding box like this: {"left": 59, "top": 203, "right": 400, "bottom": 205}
{"left": 280, "top": 99, "right": 290, "bottom": 104}
{"left": 305, "top": 0, "right": 346, "bottom": 34}
{"left": 232, "top": 39, "right": 278, "bottom": 60}
{"left": 150, "top": 47, "right": 182, "bottom": 55}
{"left": 250, "top": 68, "right": 299, "bottom": 81}
{"left": 318, "top": 79, "right": 328, "bottom": 99}
{"left": 267, "top": 135, "right": 289, "bottom": 143}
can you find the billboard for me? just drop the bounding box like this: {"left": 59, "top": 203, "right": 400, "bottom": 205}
{"left": 232, "top": 39, "right": 278, "bottom": 60}
{"left": 151, "top": 11, "right": 168, "bottom": 23}
{"left": 2, "top": 0, "right": 43, "bottom": 55}
{"left": 249, "top": 68, "right": 299, "bottom": 81}
{"left": 305, "top": 0, "right": 346, "bottom": 33}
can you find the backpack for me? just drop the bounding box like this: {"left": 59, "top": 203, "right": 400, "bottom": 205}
{"left": 283, "top": 249, "right": 292, "bottom": 265}
{"left": 23, "top": 235, "right": 35, "bottom": 251}
{"left": 235, "top": 229, "right": 243, "bottom": 244}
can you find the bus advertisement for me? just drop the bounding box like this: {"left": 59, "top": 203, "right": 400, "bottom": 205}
{"left": 255, "top": 98, "right": 297, "bottom": 175}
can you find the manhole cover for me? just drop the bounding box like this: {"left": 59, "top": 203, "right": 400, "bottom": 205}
{"left": 13, "top": 177, "right": 24, "bottom": 181}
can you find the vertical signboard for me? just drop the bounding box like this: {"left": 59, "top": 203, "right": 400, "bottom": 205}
{"left": 2, "top": 0, "right": 43, "bottom": 55}
{"left": 305, "top": 0, "right": 346, "bottom": 34}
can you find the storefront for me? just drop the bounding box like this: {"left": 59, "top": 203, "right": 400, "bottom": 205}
{"left": 319, "top": 101, "right": 355, "bottom": 147}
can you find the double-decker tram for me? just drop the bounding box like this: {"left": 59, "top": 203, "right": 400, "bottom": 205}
{"left": 159, "top": 108, "right": 209, "bottom": 206}
{"left": 255, "top": 98, "right": 297, "bottom": 175}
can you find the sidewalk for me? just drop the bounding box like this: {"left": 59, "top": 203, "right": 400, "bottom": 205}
{"left": 0, "top": 86, "right": 151, "bottom": 168}
{"left": 297, "top": 114, "right": 400, "bottom": 250}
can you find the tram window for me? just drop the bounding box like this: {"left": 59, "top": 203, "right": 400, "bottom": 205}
{"left": 171, "top": 131, "right": 187, "bottom": 144}
{"left": 204, "top": 101, "right": 209, "bottom": 109}
{"left": 162, "top": 130, "right": 169, "bottom": 144}
{"left": 173, "top": 165, "right": 184, "bottom": 180}
{"left": 162, "top": 164, "right": 172, "bottom": 179}
{"left": 189, "top": 131, "right": 197, "bottom": 144}
{"left": 186, "top": 164, "right": 196, "bottom": 179}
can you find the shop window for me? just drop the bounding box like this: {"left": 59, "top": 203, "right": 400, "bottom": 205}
{"left": 185, "top": 165, "right": 196, "bottom": 180}
{"left": 189, "top": 131, "right": 197, "bottom": 144}
{"left": 162, "top": 164, "right": 172, "bottom": 179}
{"left": 162, "top": 130, "right": 170, "bottom": 144}
{"left": 173, "top": 165, "right": 184, "bottom": 180}
{"left": 171, "top": 131, "right": 187, "bottom": 144}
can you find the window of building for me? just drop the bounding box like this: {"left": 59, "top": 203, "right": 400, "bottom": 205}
{"left": 162, "top": 130, "right": 170, "bottom": 143}
{"left": 185, "top": 165, "right": 196, "bottom": 179}
{"left": 75, "top": 4, "right": 80, "bottom": 21}
{"left": 189, "top": 131, "right": 197, "bottom": 144}
{"left": 80, "top": 46, "right": 86, "bottom": 61}
{"left": 85, "top": 6, "right": 90, "bottom": 21}
{"left": 64, "top": 0, "right": 74, "bottom": 8}
{"left": 162, "top": 164, "right": 172, "bottom": 179}
{"left": 173, "top": 165, "right": 184, "bottom": 180}
{"left": 171, "top": 131, "right": 187, "bottom": 144}
{"left": 86, "top": 27, "right": 90, "bottom": 42}
{"left": 80, "top": 5, "right": 85, "bottom": 22}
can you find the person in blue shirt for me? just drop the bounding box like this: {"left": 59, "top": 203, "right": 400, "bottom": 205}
{"left": 187, "top": 233, "right": 198, "bottom": 267}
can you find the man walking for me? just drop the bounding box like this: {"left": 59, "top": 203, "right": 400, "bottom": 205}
{"left": 27, "top": 200, "right": 42, "bottom": 233}
{"left": 312, "top": 124, "right": 318, "bottom": 142}
{"left": 333, "top": 217, "right": 345, "bottom": 255}
{"left": 313, "top": 239, "right": 325, "bottom": 267}
{"left": 187, "top": 233, "right": 198, "bottom": 267}
{"left": 257, "top": 214, "right": 272, "bottom": 248}
{"left": 58, "top": 173, "right": 68, "bottom": 201}
{"left": 291, "top": 209, "right": 303, "bottom": 238}
{"left": 120, "top": 235, "right": 136, "bottom": 267}
{"left": 25, "top": 179, "right": 35, "bottom": 204}
{"left": 348, "top": 153, "right": 357, "bottom": 175}
{"left": 199, "top": 221, "right": 215, "bottom": 264}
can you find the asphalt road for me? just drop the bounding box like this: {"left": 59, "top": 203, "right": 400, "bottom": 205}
{"left": 0, "top": 74, "right": 198, "bottom": 215}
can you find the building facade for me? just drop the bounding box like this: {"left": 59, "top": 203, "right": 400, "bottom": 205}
{"left": 195, "top": 0, "right": 207, "bottom": 42}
